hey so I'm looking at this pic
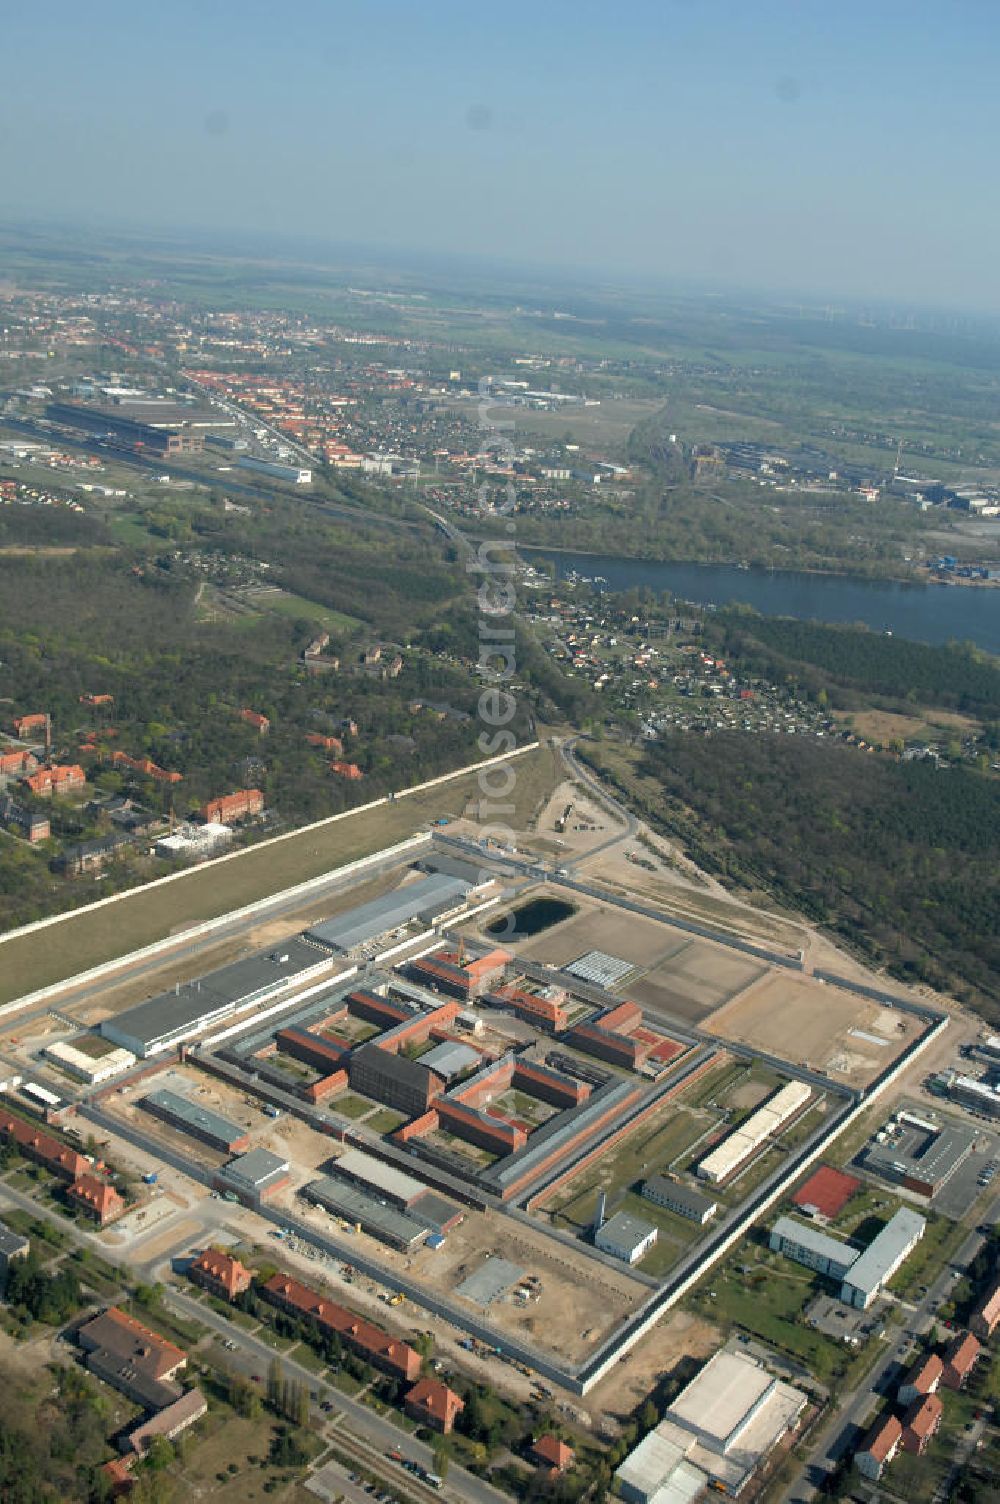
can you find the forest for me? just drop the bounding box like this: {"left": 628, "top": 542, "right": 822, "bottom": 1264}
{"left": 623, "top": 733, "right": 999, "bottom": 1015}
{"left": 711, "top": 611, "right": 1000, "bottom": 721}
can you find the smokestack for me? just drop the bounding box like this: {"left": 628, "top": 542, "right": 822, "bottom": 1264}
{"left": 593, "top": 1190, "right": 607, "bottom": 1236}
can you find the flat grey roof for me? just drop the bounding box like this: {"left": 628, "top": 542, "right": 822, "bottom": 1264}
{"left": 143, "top": 1088, "right": 245, "bottom": 1146}
{"left": 597, "top": 1210, "right": 656, "bottom": 1249}
{"left": 843, "top": 1207, "right": 927, "bottom": 1296}
{"left": 866, "top": 1121, "right": 975, "bottom": 1184}
{"left": 420, "top": 1041, "right": 481, "bottom": 1080}
{"left": 305, "top": 873, "right": 470, "bottom": 952}
{"left": 332, "top": 1148, "right": 428, "bottom": 1205}
{"left": 101, "top": 936, "right": 326, "bottom": 1049}
{"left": 220, "top": 1148, "right": 289, "bottom": 1189}
{"left": 302, "top": 1177, "right": 429, "bottom": 1248}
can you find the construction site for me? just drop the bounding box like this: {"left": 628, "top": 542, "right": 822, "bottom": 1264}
{"left": 0, "top": 785, "right": 950, "bottom": 1395}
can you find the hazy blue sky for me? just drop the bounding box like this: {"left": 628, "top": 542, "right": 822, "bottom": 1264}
{"left": 3, "top": 1, "right": 998, "bottom": 307}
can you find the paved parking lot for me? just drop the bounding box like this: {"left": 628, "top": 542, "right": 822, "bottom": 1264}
{"left": 933, "top": 1129, "right": 1000, "bottom": 1221}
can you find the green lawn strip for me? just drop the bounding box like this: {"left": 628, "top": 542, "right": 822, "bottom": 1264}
{"left": 365, "top": 1108, "right": 405, "bottom": 1134}
{"left": 331, "top": 1093, "right": 373, "bottom": 1120}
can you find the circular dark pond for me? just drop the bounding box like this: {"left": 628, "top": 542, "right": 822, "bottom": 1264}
{"left": 486, "top": 896, "right": 576, "bottom": 940}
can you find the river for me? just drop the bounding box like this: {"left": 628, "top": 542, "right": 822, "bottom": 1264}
{"left": 522, "top": 550, "right": 1000, "bottom": 655}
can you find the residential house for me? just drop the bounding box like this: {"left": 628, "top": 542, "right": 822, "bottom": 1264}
{"left": 188, "top": 1247, "right": 253, "bottom": 1301}
{"left": 970, "top": 1277, "right": 1000, "bottom": 1340}
{"left": 0, "top": 749, "right": 38, "bottom": 777}
{"left": 531, "top": 1434, "right": 575, "bottom": 1476}
{"left": 21, "top": 764, "right": 86, "bottom": 797}
{"left": 0, "top": 1110, "right": 89, "bottom": 1179}
{"left": 238, "top": 709, "right": 270, "bottom": 735}
{"left": 941, "top": 1331, "right": 980, "bottom": 1390}
{"left": 77, "top": 1307, "right": 187, "bottom": 1410}
{"left": 329, "top": 760, "right": 364, "bottom": 780}
{"left": 898, "top": 1353, "right": 943, "bottom": 1407}
{"left": 68, "top": 1174, "right": 125, "bottom": 1225}
{"left": 403, "top": 1377, "right": 464, "bottom": 1434}
{"left": 261, "top": 1274, "right": 420, "bottom": 1381}
{"left": 855, "top": 1413, "right": 902, "bottom": 1480}
{"left": 200, "top": 789, "right": 264, "bottom": 824}
{"left": 901, "top": 1393, "right": 943, "bottom": 1455}
{"left": 12, "top": 713, "right": 48, "bottom": 739}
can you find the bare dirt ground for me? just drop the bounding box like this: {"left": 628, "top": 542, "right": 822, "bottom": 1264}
{"left": 584, "top": 1309, "right": 722, "bottom": 1419}
{"left": 704, "top": 973, "right": 922, "bottom": 1084}
{"left": 292, "top": 1194, "right": 646, "bottom": 1366}
{"left": 631, "top": 941, "right": 766, "bottom": 1022}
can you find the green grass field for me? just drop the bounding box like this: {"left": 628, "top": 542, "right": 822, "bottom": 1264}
{"left": 0, "top": 741, "right": 552, "bottom": 1005}
{"left": 547, "top": 1106, "right": 711, "bottom": 1229}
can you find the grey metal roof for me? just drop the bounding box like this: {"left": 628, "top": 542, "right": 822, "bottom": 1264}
{"left": 302, "top": 1177, "right": 429, "bottom": 1249}
{"left": 842, "top": 1207, "right": 927, "bottom": 1297}
{"left": 220, "top": 1148, "right": 289, "bottom": 1190}
{"left": 142, "top": 1088, "right": 245, "bottom": 1147}
{"left": 771, "top": 1215, "right": 858, "bottom": 1268}
{"left": 642, "top": 1176, "right": 717, "bottom": 1218}
{"left": 331, "top": 1148, "right": 428, "bottom": 1206}
{"left": 420, "top": 1041, "right": 482, "bottom": 1080}
{"left": 305, "top": 873, "right": 471, "bottom": 952}
{"left": 101, "top": 937, "right": 328, "bottom": 1050}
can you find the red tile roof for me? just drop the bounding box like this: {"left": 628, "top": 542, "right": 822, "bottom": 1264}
{"left": 943, "top": 1330, "right": 980, "bottom": 1381}
{"left": 261, "top": 1274, "right": 420, "bottom": 1380}
{"left": 190, "top": 1247, "right": 253, "bottom": 1299}
{"left": 405, "top": 1377, "right": 465, "bottom": 1432}
{"left": 68, "top": 1174, "right": 125, "bottom": 1223}
{"left": 531, "top": 1434, "right": 575, "bottom": 1472}
{"left": 862, "top": 1413, "right": 902, "bottom": 1463}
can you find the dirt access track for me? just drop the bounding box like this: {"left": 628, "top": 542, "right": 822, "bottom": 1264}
{"left": 0, "top": 742, "right": 552, "bottom": 1007}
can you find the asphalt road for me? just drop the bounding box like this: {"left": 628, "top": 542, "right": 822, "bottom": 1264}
{"left": 0, "top": 1173, "right": 505, "bottom": 1504}
{"left": 161, "top": 1285, "right": 509, "bottom": 1504}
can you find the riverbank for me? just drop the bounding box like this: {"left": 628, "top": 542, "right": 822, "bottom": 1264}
{"left": 518, "top": 548, "right": 1000, "bottom": 655}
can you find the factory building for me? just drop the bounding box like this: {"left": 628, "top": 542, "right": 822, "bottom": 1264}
{"left": 697, "top": 1080, "right": 812, "bottom": 1185}
{"left": 46, "top": 401, "right": 207, "bottom": 456}
{"left": 237, "top": 455, "right": 312, "bottom": 484}
{"left": 642, "top": 1176, "right": 718, "bottom": 1225}
{"left": 348, "top": 1044, "right": 443, "bottom": 1116}
{"left": 141, "top": 1089, "right": 249, "bottom": 1154}
{"left": 863, "top": 1110, "right": 976, "bottom": 1197}
{"left": 305, "top": 872, "right": 473, "bottom": 954}
{"left": 100, "top": 937, "right": 330, "bottom": 1056}
{"left": 595, "top": 1210, "right": 658, "bottom": 1266}
{"left": 616, "top": 1350, "right": 806, "bottom": 1500}
{"left": 302, "top": 1177, "right": 430, "bottom": 1251}
{"left": 769, "top": 1217, "right": 859, "bottom": 1281}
